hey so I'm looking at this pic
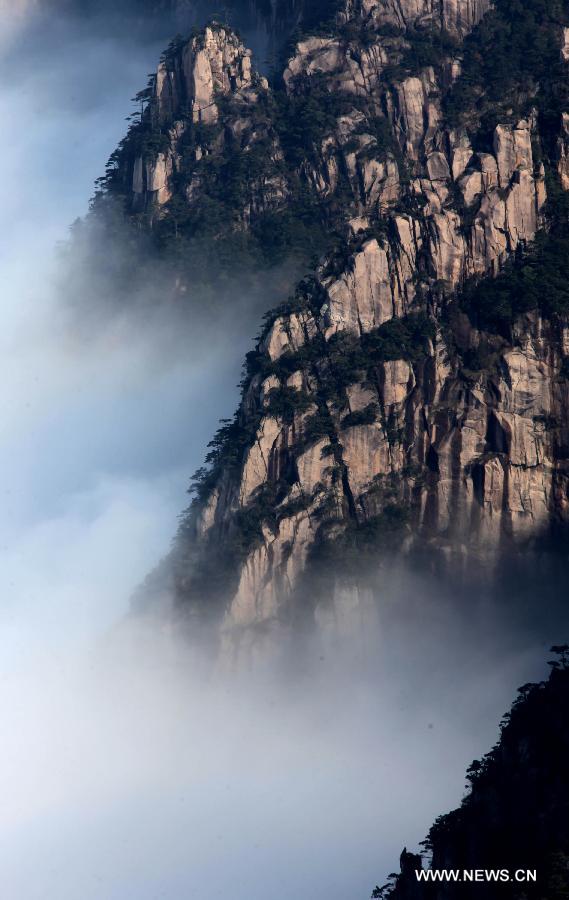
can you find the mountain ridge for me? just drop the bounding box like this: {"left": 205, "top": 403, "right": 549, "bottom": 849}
{"left": 71, "top": 0, "right": 569, "bottom": 649}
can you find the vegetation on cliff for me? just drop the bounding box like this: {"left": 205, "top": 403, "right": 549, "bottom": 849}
{"left": 445, "top": 0, "right": 569, "bottom": 133}
{"left": 91, "top": 0, "right": 569, "bottom": 625}
{"left": 79, "top": 0, "right": 569, "bottom": 306}
{"left": 373, "top": 648, "right": 569, "bottom": 900}
{"left": 459, "top": 227, "right": 569, "bottom": 335}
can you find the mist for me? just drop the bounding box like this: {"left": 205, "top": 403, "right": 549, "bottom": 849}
{"left": 0, "top": 6, "right": 562, "bottom": 900}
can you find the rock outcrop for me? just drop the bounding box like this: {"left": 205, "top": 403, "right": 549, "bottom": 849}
{"left": 95, "top": 0, "right": 569, "bottom": 643}
{"left": 115, "top": 1, "right": 496, "bottom": 223}
{"left": 126, "top": 25, "right": 273, "bottom": 214}
{"left": 340, "top": 0, "right": 492, "bottom": 36}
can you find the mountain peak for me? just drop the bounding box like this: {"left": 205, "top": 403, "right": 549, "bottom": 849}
{"left": 155, "top": 24, "right": 265, "bottom": 127}
{"left": 74, "top": 0, "right": 569, "bottom": 653}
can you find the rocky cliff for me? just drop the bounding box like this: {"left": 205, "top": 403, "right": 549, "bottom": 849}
{"left": 373, "top": 651, "right": 569, "bottom": 900}
{"left": 87, "top": 0, "right": 569, "bottom": 644}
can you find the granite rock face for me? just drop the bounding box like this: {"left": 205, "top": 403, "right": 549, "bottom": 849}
{"left": 128, "top": 25, "right": 273, "bottom": 215}
{"left": 155, "top": 26, "right": 257, "bottom": 125}
{"left": 125, "top": 2, "right": 494, "bottom": 219}
{"left": 120, "top": 2, "right": 569, "bottom": 643}
{"left": 205, "top": 311, "right": 568, "bottom": 637}
{"left": 341, "top": 0, "right": 492, "bottom": 36}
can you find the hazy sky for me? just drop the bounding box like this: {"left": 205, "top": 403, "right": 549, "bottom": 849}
{"left": 0, "top": 4, "right": 256, "bottom": 642}
{"left": 0, "top": 6, "right": 561, "bottom": 900}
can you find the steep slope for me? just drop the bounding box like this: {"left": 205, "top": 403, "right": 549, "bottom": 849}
{"left": 84, "top": 0, "right": 569, "bottom": 643}
{"left": 86, "top": 0, "right": 499, "bottom": 291}
{"left": 373, "top": 651, "right": 569, "bottom": 900}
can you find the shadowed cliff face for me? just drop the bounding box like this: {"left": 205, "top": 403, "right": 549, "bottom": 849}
{"left": 76, "top": 0, "right": 569, "bottom": 649}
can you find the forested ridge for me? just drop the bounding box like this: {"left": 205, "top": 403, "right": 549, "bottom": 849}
{"left": 374, "top": 649, "right": 569, "bottom": 900}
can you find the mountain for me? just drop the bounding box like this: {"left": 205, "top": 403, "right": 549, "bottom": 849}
{"left": 374, "top": 650, "right": 569, "bottom": 900}
{"left": 73, "top": 0, "right": 569, "bottom": 648}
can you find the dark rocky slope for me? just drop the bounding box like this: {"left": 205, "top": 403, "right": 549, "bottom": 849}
{"left": 374, "top": 651, "right": 569, "bottom": 900}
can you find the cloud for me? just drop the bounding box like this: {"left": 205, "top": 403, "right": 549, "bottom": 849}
{"left": 0, "top": 0, "right": 37, "bottom": 48}
{"left": 0, "top": 580, "right": 554, "bottom": 900}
